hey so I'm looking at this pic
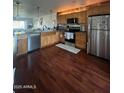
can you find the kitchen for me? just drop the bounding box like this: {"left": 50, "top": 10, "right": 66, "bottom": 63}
{"left": 13, "top": 0, "right": 110, "bottom": 93}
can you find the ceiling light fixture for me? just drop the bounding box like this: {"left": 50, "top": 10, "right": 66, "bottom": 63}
{"left": 15, "top": 0, "right": 21, "bottom": 17}
{"left": 36, "top": 6, "right": 40, "bottom": 18}
{"left": 36, "top": 6, "right": 43, "bottom": 26}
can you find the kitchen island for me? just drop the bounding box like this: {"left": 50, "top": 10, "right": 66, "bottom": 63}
{"left": 40, "top": 31, "right": 63, "bottom": 48}
{"left": 13, "top": 30, "right": 65, "bottom": 56}
{"left": 14, "top": 34, "right": 28, "bottom": 56}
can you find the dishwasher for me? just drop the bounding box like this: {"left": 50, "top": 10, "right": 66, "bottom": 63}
{"left": 28, "top": 33, "right": 40, "bottom": 52}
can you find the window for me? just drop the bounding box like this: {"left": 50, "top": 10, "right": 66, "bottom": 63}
{"left": 13, "top": 21, "right": 25, "bottom": 29}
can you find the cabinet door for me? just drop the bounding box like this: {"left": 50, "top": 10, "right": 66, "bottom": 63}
{"left": 57, "top": 15, "right": 66, "bottom": 24}
{"left": 75, "top": 32, "right": 86, "bottom": 49}
{"left": 56, "top": 32, "right": 60, "bottom": 43}
{"left": 87, "top": 3, "right": 110, "bottom": 16}
{"left": 41, "top": 32, "right": 60, "bottom": 48}
{"left": 79, "top": 11, "right": 86, "bottom": 24}
{"left": 17, "top": 38, "right": 27, "bottom": 55}
{"left": 59, "top": 32, "right": 65, "bottom": 43}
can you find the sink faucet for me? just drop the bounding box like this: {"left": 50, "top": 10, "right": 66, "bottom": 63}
{"left": 42, "top": 25, "right": 48, "bottom": 31}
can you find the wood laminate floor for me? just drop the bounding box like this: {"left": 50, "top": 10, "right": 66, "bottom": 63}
{"left": 13, "top": 46, "right": 110, "bottom": 93}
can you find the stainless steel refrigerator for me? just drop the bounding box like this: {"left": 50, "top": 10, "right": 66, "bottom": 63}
{"left": 87, "top": 15, "right": 110, "bottom": 59}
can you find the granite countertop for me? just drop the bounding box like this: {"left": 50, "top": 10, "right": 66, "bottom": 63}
{"left": 13, "top": 30, "right": 58, "bottom": 39}
{"left": 17, "top": 34, "right": 28, "bottom": 39}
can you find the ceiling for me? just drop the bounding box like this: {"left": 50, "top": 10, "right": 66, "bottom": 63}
{"left": 13, "top": 0, "right": 109, "bottom": 17}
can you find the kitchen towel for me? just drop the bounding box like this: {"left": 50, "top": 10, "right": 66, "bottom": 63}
{"left": 65, "top": 32, "right": 74, "bottom": 40}
{"left": 70, "top": 33, "right": 74, "bottom": 39}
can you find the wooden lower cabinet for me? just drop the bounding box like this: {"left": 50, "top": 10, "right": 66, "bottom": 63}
{"left": 17, "top": 35, "right": 28, "bottom": 56}
{"left": 59, "top": 32, "right": 65, "bottom": 43}
{"left": 41, "top": 31, "right": 60, "bottom": 48}
{"left": 75, "top": 32, "right": 86, "bottom": 49}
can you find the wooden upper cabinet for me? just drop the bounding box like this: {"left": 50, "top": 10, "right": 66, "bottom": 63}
{"left": 57, "top": 15, "right": 66, "bottom": 24}
{"left": 57, "top": 1, "right": 109, "bottom": 25}
{"left": 79, "top": 11, "right": 87, "bottom": 24}
{"left": 66, "top": 12, "right": 80, "bottom": 19}
{"left": 87, "top": 2, "right": 110, "bottom": 16}
{"left": 57, "top": 12, "right": 87, "bottom": 31}
{"left": 57, "top": 11, "right": 86, "bottom": 24}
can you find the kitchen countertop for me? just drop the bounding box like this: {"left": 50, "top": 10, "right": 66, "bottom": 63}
{"left": 18, "top": 34, "right": 28, "bottom": 39}
{"left": 13, "top": 34, "right": 28, "bottom": 39}
{"left": 13, "top": 30, "right": 59, "bottom": 39}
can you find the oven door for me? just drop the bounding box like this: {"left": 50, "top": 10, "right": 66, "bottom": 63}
{"left": 65, "top": 32, "right": 75, "bottom": 43}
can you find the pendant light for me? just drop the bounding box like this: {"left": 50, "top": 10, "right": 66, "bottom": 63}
{"left": 15, "top": 0, "right": 21, "bottom": 17}
{"left": 38, "top": 6, "right": 44, "bottom": 26}
{"left": 37, "top": 6, "right": 40, "bottom": 19}
{"left": 36, "top": 6, "right": 40, "bottom": 27}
